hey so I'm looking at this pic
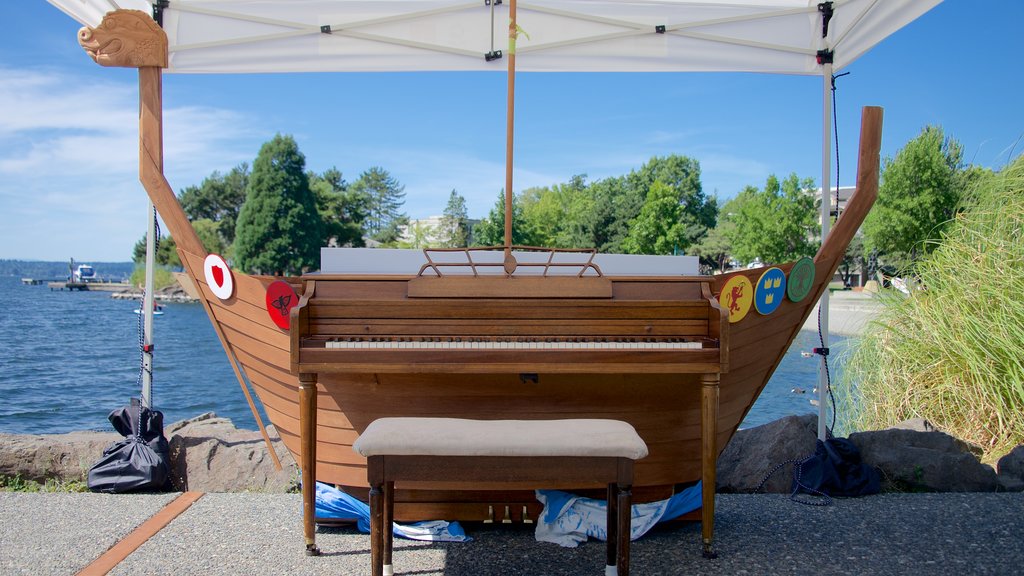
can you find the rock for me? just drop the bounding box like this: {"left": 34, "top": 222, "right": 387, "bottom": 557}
{"left": 996, "top": 445, "right": 1024, "bottom": 492}
{"left": 849, "top": 427, "right": 998, "bottom": 492}
{"left": 0, "top": 412, "right": 297, "bottom": 493}
{"left": 890, "top": 418, "right": 937, "bottom": 433}
{"left": 0, "top": 431, "right": 119, "bottom": 483}
{"left": 717, "top": 414, "right": 818, "bottom": 493}
{"left": 166, "top": 413, "right": 297, "bottom": 493}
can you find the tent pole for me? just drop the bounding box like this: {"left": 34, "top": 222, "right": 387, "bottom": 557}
{"left": 817, "top": 64, "right": 833, "bottom": 441}
{"left": 142, "top": 200, "right": 156, "bottom": 409}
{"left": 503, "top": 0, "right": 517, "bottom": 249}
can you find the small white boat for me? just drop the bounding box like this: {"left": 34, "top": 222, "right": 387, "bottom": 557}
{"left": 133, "top": 304, "right": 165, "bottom": 316}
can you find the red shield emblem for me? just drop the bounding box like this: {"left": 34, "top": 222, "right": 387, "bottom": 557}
{"left": 265, "top": 280, "right": 299, "bottom": 330}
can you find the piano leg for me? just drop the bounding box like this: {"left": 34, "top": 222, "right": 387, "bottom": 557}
{"left": 701, "top": 372, "right": 719, "bottom": 559}
{"left": 300, "top": 373, "right": 320, "bottom": 556}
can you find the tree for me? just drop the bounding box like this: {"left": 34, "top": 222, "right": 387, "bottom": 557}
{"left": 132, "top": 218, "right": 226, "bottom": 267}
{"left": 396, "top": 219, "right": 438, "bottom": 249}
{"left": 862, "top": 125, "right": 965, "bottom": 271}
{"left": 691, "top": 216, "right": 734, "bottom": 273}
{"left": 233, "top": 134, "right": 323, "bottom": 275}
{"left": 725, "top": 173, "right": 817, "bottom": 265}
{"left": 621, "top": 181, "right": 692, "bottom": 255}
{"left": 351, "top": 167, "right": 406, "bottom": 242}
{"left": 439, "top": 189, "right": 471, "bottom": 247}
{"left": 178, "top": 163, "right": 249, "bottom": 245}
{"left": 309, "top": 167, "right": 365, "bottom": 247}
{"left": 472, "top": 190, "right": 539, "bottom": 247}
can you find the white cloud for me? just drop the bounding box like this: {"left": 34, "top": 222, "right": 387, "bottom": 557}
{"left": 0, "top": 67, "right": 259, "bottom": 261}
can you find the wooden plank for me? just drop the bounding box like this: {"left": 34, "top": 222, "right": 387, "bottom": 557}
{"left": 221, "top": 323, "right": 292, "bottom": 369}
{"left": 75, "top": 491, "right": 204, "bottom": 576}
{"left": 309, "top": 301, "right": 709, "bottom": 322}
{"left": 310, "top": 325, "right": 709, "bottom": 338}
{"left": 408, "top": 276, "right": 613, "bottom": 298}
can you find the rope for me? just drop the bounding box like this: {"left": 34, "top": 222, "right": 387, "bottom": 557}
{"left": 831, "top": 71, "right": 849, "bottom": 218}
{"left": 136, "top": 209, "right": 161, "bottom": 398}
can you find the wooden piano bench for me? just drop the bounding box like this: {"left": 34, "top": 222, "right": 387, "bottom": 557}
{"left": 352, "top": 417, "right": 649, "bottom": 576}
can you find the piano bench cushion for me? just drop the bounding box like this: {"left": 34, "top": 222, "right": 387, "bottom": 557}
{"left": 352, "top": 417, "right": 648, "bottom": 460}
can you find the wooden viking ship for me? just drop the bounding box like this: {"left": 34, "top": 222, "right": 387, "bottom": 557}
{"left": 63, "top": 0, "right": 905, "bottom": 556}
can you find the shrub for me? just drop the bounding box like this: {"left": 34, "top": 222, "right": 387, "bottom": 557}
{"left": 842, "top": 157, "right": 1024, "bottom": 462}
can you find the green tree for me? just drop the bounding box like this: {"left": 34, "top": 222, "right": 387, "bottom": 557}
{"left": 309, "top": 167, "right": 365, "bottom": 247}
{"left": 439, "top": 189, "right": 471, "bottom": 247}
{"left": 472, "top": 190, "right": 539, "bottom": 246}
{"left": 178, "top": 163, "right": 249, "bottom": 245}
{"left": 862, "top": 125, "right": 965, "bottom": 270}
{"left": 396, "top": 220, "right": 438, "bottom": 249}
{"left": 351, "top": 167, "right": 406, "bottom": 242}
{"left": 691, "top": 215, "right": 734, "bottom": 273}
{"left": 233, "top": 134, "right": 323, "bottom": 275}
{"left": 725, "top": 173, "right": 817, "bottom": 265}
{"left": 132, "top": 218, "right": 226, "bottom": 267}
{"left": 621, "top": 181, "right": 692, "bottom": 255}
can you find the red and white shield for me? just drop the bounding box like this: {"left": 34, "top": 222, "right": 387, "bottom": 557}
{"left": 203, "top": 253, "right": 234, "bottom": 300}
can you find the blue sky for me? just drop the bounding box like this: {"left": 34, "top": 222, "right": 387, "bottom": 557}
{"left": 1, "top": 1, "right": 1021, "bottom": 262}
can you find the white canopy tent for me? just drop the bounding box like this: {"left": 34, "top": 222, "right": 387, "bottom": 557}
{"left": 51, "top": 0, "right": 936, "bottom": 75}
{"left": 48, "top": 0, "right": 942, "bottom": 438}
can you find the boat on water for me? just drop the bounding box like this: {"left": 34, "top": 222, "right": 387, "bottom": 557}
{"left": 73, "top": 264, "right": 96, "bottom": 283}
{"left": 133, "top": 304, "right": 165, "bottom": 316}
{"left": 53, "top": 0, "right": 936, "bottom": 556}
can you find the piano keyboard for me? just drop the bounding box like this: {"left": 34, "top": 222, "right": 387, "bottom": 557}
{"left": 325, "top": 337, "right": 704, "bottom": 350}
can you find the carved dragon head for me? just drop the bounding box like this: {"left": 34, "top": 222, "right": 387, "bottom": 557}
{"left": 78, "top": 10, "right": 167, "bottom": 68}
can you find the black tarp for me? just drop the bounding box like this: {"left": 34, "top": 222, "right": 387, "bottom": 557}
{"left": 87, "top": 398, "right": 170, "bottom": 493}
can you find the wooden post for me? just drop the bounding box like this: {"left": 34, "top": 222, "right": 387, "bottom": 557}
{"left": 299, "top": 373, "right": 320, "bottom": 556}
{"left": 700, "top": 372, "right": 720, "bottom": 558}
{"left": 504, "top": 0, "right": 517, "bottom": 248}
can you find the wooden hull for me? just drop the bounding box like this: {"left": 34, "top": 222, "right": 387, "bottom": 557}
{"left": 180, "top": 252, "right": 814, "bottom": 520}
{"left": 164, "top": 106, "right": 882, "bottom": 521}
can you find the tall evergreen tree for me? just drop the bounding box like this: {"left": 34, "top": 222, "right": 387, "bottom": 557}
{"left": 351, "top": 167, "right": 406, "bottom": 241}
{"left": 440, "top": 189, "right": 470, "bottom": 247}
{"left": 472, "top": 190, "right": 538, "bottom": 246}
{"left": 309, "top": 167, "right": 365, "bottom": 247}
{"left": 233, "top": 134, "right": 323, "bottom": 275}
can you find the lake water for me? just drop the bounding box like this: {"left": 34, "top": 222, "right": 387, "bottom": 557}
{"left": 0, "top": 275, "right": 843, "bottom": 435}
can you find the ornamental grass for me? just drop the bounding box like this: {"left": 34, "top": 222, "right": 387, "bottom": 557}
{"left": 841, "top": 157, "right": 1024, "bottom": 462}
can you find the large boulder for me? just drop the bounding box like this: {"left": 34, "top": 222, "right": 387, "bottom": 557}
{"left": 0, "top": 413, "right": 297, "bottom": 492}
{"left": 0, "top": 431, "right": 118, "bottom": 483}
{"left": 996, "top": 445, "right": 1024, "bottom": 492}
{"left": 166, "top": 413, "right": 297, "bottom": 492}
{"left": 849, "top": 425, "right": 998, "bottom": 492}
{"left": 717, "top": 413, "right": 818, "bottom": 493}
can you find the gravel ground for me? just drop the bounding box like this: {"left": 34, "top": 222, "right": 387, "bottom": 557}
{"left": 3, "top": 492, "right": 1021, "bottom": 575}
{"left": 0, "top": 492, "right": 177, "bottom": 575}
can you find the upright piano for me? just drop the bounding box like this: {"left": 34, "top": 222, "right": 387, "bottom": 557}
{"left": 290, "top": 247, "right": 728, "bottom": 555}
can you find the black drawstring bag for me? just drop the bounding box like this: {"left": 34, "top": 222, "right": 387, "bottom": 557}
{"left": 792, "top": 437, "right": 880, "bottom": 504}
{"left": 87, "top": 398, "right": 170, "bottom": 493}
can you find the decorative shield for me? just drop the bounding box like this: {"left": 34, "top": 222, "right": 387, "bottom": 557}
{"left": 719, "top": 275, "right": 753, "bottom": 324}
{"left": 203, "top": 253, "right": 234, "bottom": 300}
{"left": 787, "top": 257, "right": 816, "bottom": 303}
{"left": 754, "top": 267, "right": 787, "bottom": 315}
{"left": 265, "top": 280, "right": 299, "bottom": 330}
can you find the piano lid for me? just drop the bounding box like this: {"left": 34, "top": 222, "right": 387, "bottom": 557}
{"left": 319, "top": 247, "right": 699, "bottom": 276}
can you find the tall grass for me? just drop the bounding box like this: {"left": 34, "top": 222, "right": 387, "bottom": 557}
{"left": 841, "top": 157, "right": 1024, "bottom": 462}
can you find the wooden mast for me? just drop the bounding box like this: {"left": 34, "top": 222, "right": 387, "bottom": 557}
{"left": 77, "top": 9, "right": 281, "bottom": 470}
{"left": 503, "top": 0, "right": 517, "bottom": 251}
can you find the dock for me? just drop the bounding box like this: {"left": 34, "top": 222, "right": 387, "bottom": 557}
{"left": 46, "top": 281, "right": 133, "bottom": 292}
